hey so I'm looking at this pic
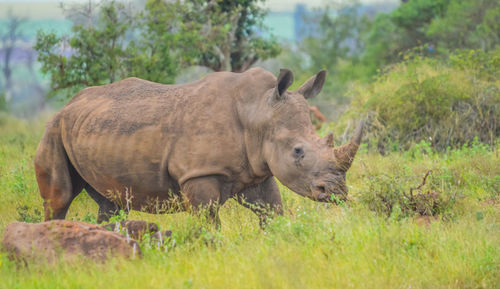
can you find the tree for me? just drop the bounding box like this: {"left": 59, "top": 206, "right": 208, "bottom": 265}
{"left": 426, "top": 0, "right": 500, "bottom": 51}
{"left": 0, "top": 10, "right": 25, "bottom": 102}
{"left": 290, "top": 1, "right": 370, "bottom": 102}
{"left": 172, "top": 0, "right": 281, "bottom": 72}
{"left": 58, "top": 0, "right": 101, "bottom": 28}
{"left": 359, "top": 13, "right": 400, "bottom": 76}
{"left": 35, "top": 1, "right": 135, "bottom": 97}
{"left": 125, "top": 0, "right": 184, "bottom": 83}
{"left": 361, "top": 0, "right": 500, "bottom": 71}
{"left": 359, "top": 0, "right": 451, "bottom": 77}
{"left": 390, "top": 0, "right": 450, "bottom": 50}
{"left": 300, "top": 3, "right": 368, "bottom": 75}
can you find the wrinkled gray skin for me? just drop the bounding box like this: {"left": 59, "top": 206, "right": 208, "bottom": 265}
{"left": 35, "top": 68, "right": 363, "bottom": 226}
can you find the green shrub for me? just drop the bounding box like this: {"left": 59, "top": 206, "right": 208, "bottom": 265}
{"left": 108, "top": 209, "right": 129, "bottom": 223}
{"left": 16, "top": 205, "right": 43, "bottom": 223}
{"left": 359, "top": 171, "right": 457, "bottom": 219}
{"left": 336, "top": 48, "right": 500, "bottom": 152}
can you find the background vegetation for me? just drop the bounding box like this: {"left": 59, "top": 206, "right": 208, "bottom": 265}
{"left": 0, "top": 0, "right": 499, "bottom": 288}
{"left": 334, "top": 48, "right": 500, "bottom": 152}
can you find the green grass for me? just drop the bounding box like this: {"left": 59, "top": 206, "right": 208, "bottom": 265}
{"left": 0, "top": 113, "right": 498, "bottom": 289}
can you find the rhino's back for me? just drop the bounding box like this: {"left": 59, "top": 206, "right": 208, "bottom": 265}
{"left": 62, "top": 68, "right": 275, "bottom": 134}
{"left": 63, "top": 77, "right": 200, "bottom": 135}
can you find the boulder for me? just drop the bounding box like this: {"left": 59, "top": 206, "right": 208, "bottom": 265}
{"left": 150, "top": 230, "right": 173, "bottom": 246}
{"left": 2, "top": 220, "right": 141, "bottom": 263}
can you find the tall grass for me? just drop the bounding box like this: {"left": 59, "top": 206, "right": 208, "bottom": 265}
{"left": 0, "top": 114, "right": 498, "bottom": 289}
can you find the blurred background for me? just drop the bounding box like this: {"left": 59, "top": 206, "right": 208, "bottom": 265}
{"left": 0, "top": 0, "right": 499, "bottom": 151}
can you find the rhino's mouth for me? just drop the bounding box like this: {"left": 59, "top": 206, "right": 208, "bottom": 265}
{"left": 310, "top": 184, "right": 348, "bottom": 203}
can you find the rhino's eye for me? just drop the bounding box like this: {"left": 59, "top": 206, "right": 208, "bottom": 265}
{"left": 293, "top": 147, "right": 304, "bottom": 158}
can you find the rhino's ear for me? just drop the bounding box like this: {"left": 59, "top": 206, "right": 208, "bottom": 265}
{"left": 297, "top": 70, "right": 326, "bottom": 99}
{"left": 273, "top": 69, "right": 294, "bottom": 101}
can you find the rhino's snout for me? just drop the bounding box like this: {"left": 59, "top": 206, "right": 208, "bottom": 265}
{"left": 316, "top": 191, "right": 331, "bottom": 202}
{"left": 313, "top": 185, "right": 328, "bottom": 202}
{"left": 311, "top": 180, "right": 348, "bottom": 203}
{"left": 305, "top": 121, "right": 363, "bottom": 203}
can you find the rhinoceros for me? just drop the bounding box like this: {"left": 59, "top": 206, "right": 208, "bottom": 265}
{"left": 35, "top": 68, "right": 363, "bottom": 225}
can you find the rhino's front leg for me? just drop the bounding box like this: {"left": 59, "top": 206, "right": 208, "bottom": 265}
{"left": 236, "top": 177, "right": 283, "bottom": 227}
{"left": 181, "top": 176, "right": 222, "bottom": 227}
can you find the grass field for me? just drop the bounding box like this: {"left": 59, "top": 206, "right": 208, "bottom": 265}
{"left": 0, "top": 113, "right": 498, "bottom": 289}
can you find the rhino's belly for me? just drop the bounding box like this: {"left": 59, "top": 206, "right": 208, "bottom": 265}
{"left": 86, "top": 170, "right": 182, "bottom": 214}
{"left": 63, "top": 127, "right": 182, "bottom": 213}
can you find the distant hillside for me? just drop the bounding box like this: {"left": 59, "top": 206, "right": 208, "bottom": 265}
{"left": 0, "top": 2, "right": 64, "bottom": 19}
{"left": 0, "top": 3, "right": 398, "bottom": 42}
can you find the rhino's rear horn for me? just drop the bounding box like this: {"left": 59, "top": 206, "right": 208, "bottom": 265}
{"left": 333, "top": 121, "right": 364, "bottom": 171}
{"left": 321, "top": 133, "right": 334, "bottom": 148}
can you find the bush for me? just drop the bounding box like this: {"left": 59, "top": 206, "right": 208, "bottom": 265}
{"left": 359, "top": 171, "right": 457, "bottom": 219}
{"left": 16, "top": 205, "right": 43, "bottom": 223}
{"left": 336, "top": 48, "right": 500, "bottom": 152}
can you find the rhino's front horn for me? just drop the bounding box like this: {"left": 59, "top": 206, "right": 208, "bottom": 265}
{"left": 334, "top": 120, "right": 364, "bottom": 171}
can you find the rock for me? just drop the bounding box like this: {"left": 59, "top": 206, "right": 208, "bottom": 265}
{"left": 150, "top": 230, "right": 173, "bottom": 246}
{"left": 100, "top": 220, "right": 159, "bottom": 241}
{"left": 2, "top": 220, "right": 141, "bottom": 263}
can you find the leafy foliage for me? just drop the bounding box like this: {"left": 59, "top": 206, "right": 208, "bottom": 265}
{"left": 34, "top": 1, "right": 139, "bottom": 98}
{"left": 125, "top": 0, "right": 186, "bottom": 83}
{"left": 279, "top": 2, "right": 370, "bottom": 105}
{"left": 363, "top": 0, "right": 500, "bottom": 71}
{"left": 108, "top": 209, "right": 129, "bottom": 223}
{"left": 426, "top": 0, "right": 500, "bottom": 51}
{"left": 336, "top": 49, "right": 500, "bottom": 151}
{"left": 178, "top": 0, "right": 281, "bottom": 72}
{"left": 16, "top": 204, "right": 42, "bottom": 223}
{"left": 389, "top": 0, "right": 449, "bottom": 51}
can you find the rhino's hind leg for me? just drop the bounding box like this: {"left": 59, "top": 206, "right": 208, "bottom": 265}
{"left": 236, "top": 177, "right": 283, "bottom": 227}
{"left": 85, "top": 185, "right": 120, "bottom": 223}
{"left": 35, "top": 132, "right": 85, "bottom": 220}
